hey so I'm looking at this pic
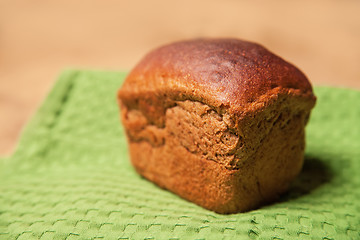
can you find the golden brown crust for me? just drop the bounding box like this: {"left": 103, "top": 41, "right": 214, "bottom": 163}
{"left": 119, "top": 38, "right": 315, "bottom": 126}
{"left": 117, "top": 38, "right": 316, "bottom": 213}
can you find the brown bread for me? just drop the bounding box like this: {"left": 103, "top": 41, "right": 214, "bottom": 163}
{"left": 118, "top": 38, "right": 316, "bottom": 214}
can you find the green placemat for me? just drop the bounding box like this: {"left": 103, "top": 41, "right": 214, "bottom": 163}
{"left": 0, "top": 70, "right": 359, "bottom": 240}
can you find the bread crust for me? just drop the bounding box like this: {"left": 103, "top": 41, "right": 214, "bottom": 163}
{"left": 119, "top": 38, "right": 315, "bottom": 126}
{"left": 118, "top": 38, "right": 316, "bottom": 213}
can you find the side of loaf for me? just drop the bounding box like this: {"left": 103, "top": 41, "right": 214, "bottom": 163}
{"left": 118, "top": 38, "right": 316, "bottom": 214}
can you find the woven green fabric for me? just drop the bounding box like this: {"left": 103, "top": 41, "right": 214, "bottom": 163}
{"left": 1, "top": 70, "right": 359, "bottom": 240}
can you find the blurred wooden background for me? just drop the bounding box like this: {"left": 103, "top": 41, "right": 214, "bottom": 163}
{"left": 1, "top": 0, "right": 360, "bottom": 156}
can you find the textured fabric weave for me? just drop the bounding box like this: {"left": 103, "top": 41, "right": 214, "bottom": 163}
{"left": 0, "top": 70, "right": 359, "bottom": 239}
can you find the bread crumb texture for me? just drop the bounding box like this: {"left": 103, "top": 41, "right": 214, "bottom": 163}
{"left": 120, "top": 87, "right": 314, "bottom": 213}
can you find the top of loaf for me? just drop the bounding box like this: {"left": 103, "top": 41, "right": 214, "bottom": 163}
{"left": 119, "top": 38, "right": 315, "bottom": 117}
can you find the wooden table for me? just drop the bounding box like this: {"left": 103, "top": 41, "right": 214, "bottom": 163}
{"left": 1, "top": 0, "right": 359, "bottom": 156}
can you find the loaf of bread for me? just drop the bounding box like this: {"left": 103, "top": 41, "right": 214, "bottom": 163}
{"left": 117, "top": 38, "right": 316, "bottom": 214}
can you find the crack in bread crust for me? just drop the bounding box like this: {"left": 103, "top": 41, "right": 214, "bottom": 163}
{"left": 121, "top": 89, "right": 312, "bottom": 170}
{"left": 122, "top": 100, "right": 242, "bottom": 166}
{"left": 166, "top": 101, "right": 242, "bottom": 166}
